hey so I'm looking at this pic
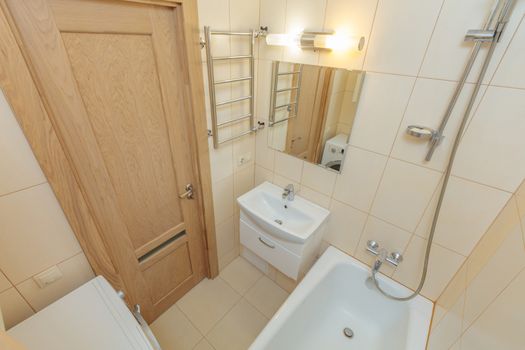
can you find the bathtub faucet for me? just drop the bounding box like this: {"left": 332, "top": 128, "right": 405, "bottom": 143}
{"left": 372, "top": 248, "right": 388, "bottom": 274}
{"left": 366, "top": 240, "right": 403, "bottom": 274}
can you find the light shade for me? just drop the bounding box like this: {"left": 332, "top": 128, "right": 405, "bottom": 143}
{"left": 265, "top": 31, "right": 365, "bottom": 52}
{"left": 265, "top": 33, "right": 300, "bottom": 47}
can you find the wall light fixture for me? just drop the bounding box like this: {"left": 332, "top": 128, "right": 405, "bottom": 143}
{"left": 265, "top": 31, "right": 365, "bottom": 52}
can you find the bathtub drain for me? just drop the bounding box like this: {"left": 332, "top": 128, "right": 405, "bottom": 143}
{"left": 343, "top": 327, "right": 354, "bottom": 339}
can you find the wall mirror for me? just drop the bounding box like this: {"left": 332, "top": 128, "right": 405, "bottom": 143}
{"left": 267, "top": 61, "right": 365, "bottom": 173}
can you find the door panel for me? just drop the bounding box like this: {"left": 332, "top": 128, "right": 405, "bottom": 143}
{"left": 62, "top": 32, "right": 185, "bottom": 255}
{"left": 4, "top": 0, "right": 207, "bottom": 322}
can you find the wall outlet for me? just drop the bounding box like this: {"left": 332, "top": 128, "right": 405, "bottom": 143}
{"left": 33, "top": 265, "right": 63, "bottom": 289}
{"left": 238, "top": 152, "right": 252, "bottom": 166}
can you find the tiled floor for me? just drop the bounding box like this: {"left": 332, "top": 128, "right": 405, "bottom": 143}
{"left": 151, "top": 257, "right": 290, "bottom": 350}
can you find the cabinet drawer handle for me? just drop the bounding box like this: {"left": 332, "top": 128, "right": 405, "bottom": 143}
{"left": 258, "top": 237, "right": 275, "bottom": 249}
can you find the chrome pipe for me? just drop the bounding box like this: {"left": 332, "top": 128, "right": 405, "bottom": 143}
{"left": 214, "top": 76, "right": 253, "bottom": 85}
{"left": 424, "top": 0, "right": 514, "bottom": 161}
{"left": 249, "top": 29, "right": 255, "bottom": 131}
{"left": 217, "top": 128, "right": 258, "bottom": 145}
{"left": 216, "top": 114, "right": 252, "bottom": 128}
{"left": 268, "top": 61, "right": 280, "bottom": 125}
{"left": 216, "top": 95, "right": 252, "bottom": 107}
{"left": 210, "top": 30, "right": 253, "bottom": 36}
{"left": 204, "top": 26, "right": 219, "bottom": 149}
{"left": 212, "top": 54, "right": 252, "bottom": 61}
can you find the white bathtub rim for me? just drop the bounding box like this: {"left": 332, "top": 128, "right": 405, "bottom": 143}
{"left": 250, "top": 246, "right": 433, "bottom": 350}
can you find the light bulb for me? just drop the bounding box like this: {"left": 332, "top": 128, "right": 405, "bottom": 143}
{"left": 314, "top": 34, "right": 364, "bottom": 51}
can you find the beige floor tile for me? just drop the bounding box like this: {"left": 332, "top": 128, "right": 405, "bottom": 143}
{"left": 193, "top": 338, "right": 215, "bottom": 350}
{"left": 0, "top": 271, "right": 11, "bottom": 293}
{"left": 244, "top": 276, "right": 289, "bottom": 318}
{"left": 207, "top": 299, "right": 267, "bottom": 350}
{"left": 177, "top": 278, "right": 240, "bottom": 334}
{"left": 274, "top": 270, "right": 298, "bottom": 293}
{"left": 151, "top": 304, "right": 202, "bottom": 350}
{"left": 0, "top": 288, "right": 34, "bottom": 329}
{"left": 220, "top": 257, "right": 262, "bottom": 295}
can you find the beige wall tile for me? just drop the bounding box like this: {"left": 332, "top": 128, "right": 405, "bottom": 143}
{"left": 283, "top": 0, "right": 326, "bottom": 65}
{"left": 393, "top": 236, "right": 465, "bottom": 300}
{"left": 274, "top": 152, "right": 304, "bottom": 183}
{"left": 216, "top": 216, "right": 235, "bottom": 259}
{"left": 355, "top": 216, "right": 412, "bottom": 275}
{"left": 364, "top": 0, "right": 442, "bottom": 75}
{"left": 233, "top": 130, "right": 255, "bottom": 173}
{"left": 325, "top": 200, "right": 368, "bottom": 256}
{"left": 0, "top": 288, "right": 34, "bottom": 330}
{"left": 197, "top": 0, "right": 229, "bottom": 30}
{"left": 319, "top": 0, "right": 378, "bottom": 70}
{"left": 272, "top": 173, "right": 300, "bottom": 191}
{"left": 301, "top": 162, "right": 336, "bottom": 195}
{"left": 492, "top": 19, "right": 525, "bottom": 89}
{"left": 258, "top": 1, "right": 285, "bottom": 61}
{"left": 466, "top": 197, "right": 522, "bottom": 284}
{"left": 208, "top": 138, "right": 234, "bottom": 182}
{"left": 420, "top": 0, "right": 525, "bottom": 84}
{"left": 0, "top": 271, "right": 11, "bottom": 293}
{"left": 431, "top": 177, "right": 511, "bottom": 256}
{"left": 16, "top": 253, "right": 94, "bottom": 312}
{"left": 0, "top": 91, "right": 46, "bottom": 197}
{"left": 333, "top": 146, "right": 387, "bottom": 212}
{"left": 453, "top": 86, "right": 525, "bottom": 192}
{"left": 298, "top": 186, "right": 331, "bottom": 209}
{"left": 463, "top": 225, "right": 525, "bottom": 330}
{"left": 460, "top": 270, "right": 525, "bottom": 350}
{"left": 212, "top": 175, "right": 234, "bottom": 225}
{"left": 254, "top": 165, "right": 273, "bottom": 186}
{"left": 435, "top": 263, "right": 467, "bottom": 313}
{"left": 0, "top": 183, "right": 81, "bottom": 284}
{"left": 371, "top": 159, "right": 441, "bottom": 232}
{"left": 349, "top": 73, "right": 415, "bottom": 155}
{"left": 234, "top": 166, "right": 255, "bottom": 198}
{"left": 391, "top": 79, "right": 486, "bottom": 172}
{"left": 427, "top": 293, "right": 465, "bottom": 350}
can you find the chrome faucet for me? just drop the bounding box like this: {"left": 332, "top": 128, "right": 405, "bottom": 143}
{"left": 366, "top": 240, "right": 403, "bottom": 274}
{"left": 282, "top": 184, "right": 295, "bottom": 201}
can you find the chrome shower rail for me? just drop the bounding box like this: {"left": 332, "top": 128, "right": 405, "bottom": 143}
{"left": 375, "top": 0, "right": 516, "bottom": 301}
{"left": 268, "top": 61, "right": 303, "bottom": 126}
{"left": 204, "top": 26, "right": 257, "bottom": 148}
{"left": 409, "top": 0, "right": 515, "bottom": 161}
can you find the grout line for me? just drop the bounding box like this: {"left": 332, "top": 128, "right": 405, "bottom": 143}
{"left": 0, "top": 181, "right": 48, "bottom": 199}
{"left": 485, "top": 14, "right": 524, "bottom": 87}
{"left": 415, "top": 0, "right": 447, "bottom": 77}
{"left": 360, "top": 0, "right": 381, "bottom": 71}
{"left": 459, "top": 265, "right": 525, "bottom": 338}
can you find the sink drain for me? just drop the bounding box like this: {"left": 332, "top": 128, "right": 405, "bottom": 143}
{"left": 343, "top": 327, "right": 354, "bottom": 338}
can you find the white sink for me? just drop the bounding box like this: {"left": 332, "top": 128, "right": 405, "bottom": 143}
{"left": 237, "top": 182, "right": 330, "bottom": 244}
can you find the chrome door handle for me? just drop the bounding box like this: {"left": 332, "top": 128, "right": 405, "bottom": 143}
{"left": 258, "top": 237, "right": 275, "bottom": 249}
{"left": 178, "top": 184, "right": 194, "bottom": 199}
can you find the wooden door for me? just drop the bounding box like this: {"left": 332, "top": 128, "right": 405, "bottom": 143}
{"left": 3, "top": 0, "right": 208, "bottom": 322}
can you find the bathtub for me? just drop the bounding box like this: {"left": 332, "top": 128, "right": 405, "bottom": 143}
{"left": 250, "top": 246, "right": 433, "bottom": 350}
